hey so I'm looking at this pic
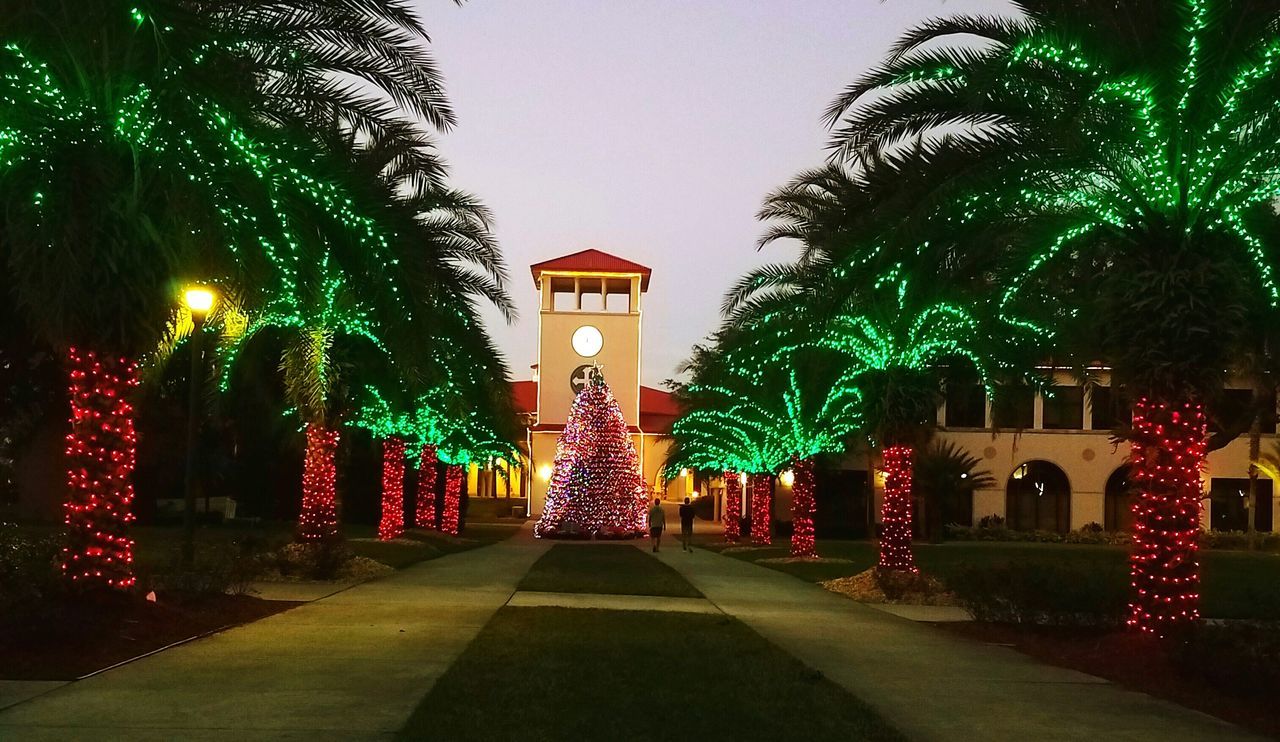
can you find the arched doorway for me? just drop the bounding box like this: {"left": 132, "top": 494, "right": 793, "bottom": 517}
{"left": 1104, "top": 465, "right": 1135, "bottom": 533}
{"left": 1006, "top": 461, "right": 1071, "bottom": 533}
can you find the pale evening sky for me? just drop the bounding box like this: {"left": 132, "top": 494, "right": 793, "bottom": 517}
{"left": 419, "top": 0, "right": 1015, "bottom": 387}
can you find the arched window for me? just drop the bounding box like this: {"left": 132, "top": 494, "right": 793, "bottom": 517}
{"left": 1104, "top": 466, "right": 1135, "bottom": 533}
{"left": 1005, "top": 461, "right": 1071, "bottom": 533}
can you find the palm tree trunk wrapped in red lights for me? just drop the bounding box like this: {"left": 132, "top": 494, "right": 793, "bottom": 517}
{"left": 1127, "top": 398, "right": 1207, "bottom": 636}
{"left": 378, "top": 437, "right": 406, "bottom": 541}
{"left": 61, "top": 348, "right": 139, "bottom": 590}
{"left": 877, "top": 445, "right": 917, "bottom": 572}
{"left": 723, "top": 471, "right": 743, "bottom": 543}
{"left": 416, "top": 444, "right": 439, "bottom": 529}
{"left": 789, "top": 458, "right": 817, "bottom": 558}
{"left": 750, "top": 474, "right": 772, "bottom": 546}
{"left": 299, "top": 424, "right": 341, "bottom": 541}
{"left": 441, "top": 464, "right": 463, "bottom": 535}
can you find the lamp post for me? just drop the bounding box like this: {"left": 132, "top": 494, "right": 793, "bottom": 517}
{"left": 182, "top": 287, "right": 216, "bottom": 571}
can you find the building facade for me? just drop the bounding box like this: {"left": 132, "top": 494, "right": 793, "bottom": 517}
{"left": 756, "top": 369, "right": 1279, "bottom": 534}
{"left": 498, "top": 249, "right": 692, "bottom": 517}
{"left": 932, "top": 370, "right": 1276, "bottom": 533}
{"left": 482, "top": 252, "right": 1275, "bottom": 533}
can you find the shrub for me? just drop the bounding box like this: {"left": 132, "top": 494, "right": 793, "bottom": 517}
{"left": 947, "top": 562, "right": 1128, "bottom": 627}
{"left": 1174, "top": 622, "right": 1280, "bottom": 698}
{"left": 945, "top": 524, "right": 1132, "bottom": 546}
{"left": 977, "top": 514, "right": 1004, "bottom": 529}
{"left": 1199, "top": 530, "right": 1280, "bottom": 552}
{"left": 0, "top": 522, "right": 64, "bottom": 621}
{"left": 143, "top": 545, "right": 258, "bottom": 598}
{"left": 260, "top": 542, "right": 354, "bottom": 580}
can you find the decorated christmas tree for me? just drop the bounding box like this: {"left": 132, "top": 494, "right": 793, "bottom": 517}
{"left": 534, "top": 372, "right": 648, "bottom": 539}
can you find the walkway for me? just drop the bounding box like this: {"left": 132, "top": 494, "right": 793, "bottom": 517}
{"left": 0, "top": 532, "right": 548, "bottom": 742}
{"left": 652, "top": 546, "right": 1260, "bottom": 741}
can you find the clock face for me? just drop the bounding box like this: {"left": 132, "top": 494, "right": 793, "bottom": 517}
{"left": 572, "top": 325, "right": 603, "bottom": 358}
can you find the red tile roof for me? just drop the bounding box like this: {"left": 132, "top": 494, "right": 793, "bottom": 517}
{"left": 530, "top": 249, "right": 652, "bottom": 291}
{"left": 508, "top": 381, "right": 679, "bottom": 433}
{"left": 511, "top": 380, "right": 537, "bottom": 416}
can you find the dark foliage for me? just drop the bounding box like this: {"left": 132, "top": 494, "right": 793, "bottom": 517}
{"left": 949, "top": 562, "right": 1129, "bottom": 627}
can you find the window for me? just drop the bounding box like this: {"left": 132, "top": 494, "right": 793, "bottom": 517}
{"left": 578, "top": 291, "right": 605, "bottom": 312}
{"left": 944, "top": 384, "right": 986, "bottom": 428}
{"left": 1263, "top": 388, "right": 1279, "bottom": 435}
{"left": 1089, "top": 385, "right": 1132, "bottom": 431}
{"left": 1005, "top": 461, "right": 1071, "bottom": 533}
{"left": 604, "top": 291, "right": 631, "bottom": 313}
{"left": 992, "top": 386, "right": 1034, "bottom": 429}
{"left": 1042, "top": 386, "right": 1084, "bottom": 430}
{"left": 1091, "top": 386, "right": 1114, "bottom": 430}
{"left": 1211, "top": 389, "right": 1253, "bottom": 437}
{"left": 552, "top": 290, "right": 577, "bottom": 311}
{"left": 1210, "top": 478, "right": 1272, "bottom": 532}
{"left": 1104, "top": 466, "right": 1134, "bottom": 532}
{"left": 1212, "top": 388, "right": 1277, "bottom": 435}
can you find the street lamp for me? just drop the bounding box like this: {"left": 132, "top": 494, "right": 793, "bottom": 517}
{"left": 182, "top": 286, "right": 216, "bottom": 570}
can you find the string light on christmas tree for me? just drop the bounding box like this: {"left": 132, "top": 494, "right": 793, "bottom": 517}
{"left": 789, "top": 458, "right": 817, "bottom": 558}
{"left": 378, "top": 437, "right": 406, "bottom": 541}
{"left": 723, "top": 470, "right": 743, "bottom": 543}
{"left": 416, "top": 444, "right": 439, "bottom": 529}
{"left": 441, "top": 465, "right": 463, "bottom": 535}
{"left": 299, "top": 424, "right": 340, "bottom": 541}
{"left": 60, "top": 348, "right": 138, "bottom": 590}
{"left": 535, "top": 373, "right": 647, "bottom": 539}
{"left": 878, "top": 445, "right": 918, "bottom": 572}
{"left": 750, "top": 474, "right": 773, "bottom": 546}
{"left": 1127, "top": 398, "right": 1206, "bottom": 636}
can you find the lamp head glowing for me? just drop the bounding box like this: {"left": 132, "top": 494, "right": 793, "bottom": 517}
{"left": 779, "top": 470, "right": 795, "bottom": 487}
{"left": 184, "top": 287, "right": 216, "bottom": 315}
{"left": 538, "top": 464, "right": 553, "bottom": 481}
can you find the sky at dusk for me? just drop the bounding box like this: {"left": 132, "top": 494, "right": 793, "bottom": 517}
{"left": 419, "top": 0, "right": 1014, "bottom": 386}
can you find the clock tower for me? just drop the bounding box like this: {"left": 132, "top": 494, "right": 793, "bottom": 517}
{"left": 517, "top": 249, "right": 685, "bottom": 517}
{"left": 531, "top": 249, "right": 649, "bottom": 428}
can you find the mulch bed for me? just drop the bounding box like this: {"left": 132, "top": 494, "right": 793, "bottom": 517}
{"left": 0, "top": 593, "right": 299, "bottom": 681}
{"left": 822, "top": 568, "right": 958, "bottom": 606}
{"left": 939, "top": 622, "right": 1280, "bottom": 739}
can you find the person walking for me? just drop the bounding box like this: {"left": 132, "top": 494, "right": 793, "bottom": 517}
{"left": 678, "top": 497, "right": 696, "bottom": 552}
{"left": 648, "top": 498, "right": 666, "bottom": 552}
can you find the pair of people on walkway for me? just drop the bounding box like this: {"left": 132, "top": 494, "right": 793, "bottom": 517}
{"left": 648, "top": 497, "right": 695, "bottom": 552}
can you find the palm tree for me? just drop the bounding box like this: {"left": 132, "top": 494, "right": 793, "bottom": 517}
{"left": 220, "top": 260, "right": 397, "bottom": 541}
{"left": 732, "top": 263, "right": 1029, "bottom": 570}
{"left": 349, "top": 384, "right": 415, "bottom": 541}
{"left": 1, "top": 0, "right": 480, "bottom": 589}
{"left": 827, "top": 0, "right": 1280, "bottom": 634}
{"left": 435, "top": 413, "right": 519, "bottom": 536}
{"left": 190, "top": 0, "right": 458, "bottom": 131}
{"left": 913, "top": 441, "right": 997, "bottom": 542}
{"left": 671, "top": 336, "right": 863, "bottom": 557}
{"left": 669, "top": 340, "right": 792, "bottom": 547}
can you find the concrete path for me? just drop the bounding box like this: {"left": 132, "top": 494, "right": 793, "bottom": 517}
{"left": 0, "top": 682, "right": 65, "bottom": 713}
{"left": 507, "top": 590, "right": 719, "bottom": 614}
{"left": 0, "top": 529, "right": 548, "bottom": 742}
{"left": 244, "top": 580, "right": 359, "bottom": 602}
{"left": 653, "top": 546, "right": 1262, "bottom": 742}
{"left": 863, "top": 603, "right": 971, "bottom": 623}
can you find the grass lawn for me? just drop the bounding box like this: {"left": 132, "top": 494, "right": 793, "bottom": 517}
{"left": 702, "top": 537, "right": 1280, "bottom": 619}
{"left": 398, "top": 607, "right": 903, "bottom": 742}
{"left": 346, "top": 522, "right": 522, "bottom": 569}
{"left": 16, "top": 520, "right": 522, "bottom": 575}
{"left": 518, "top": 543, "right": 703, "bottom": 598}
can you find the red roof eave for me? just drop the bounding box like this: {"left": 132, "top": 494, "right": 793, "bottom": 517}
{"left": 530, "top": 249, "right": 652, "bottom": 291}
